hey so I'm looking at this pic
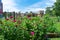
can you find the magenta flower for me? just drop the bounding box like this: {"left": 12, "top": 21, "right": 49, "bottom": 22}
{"left": 6, "top": 18, "right": 9, "bottom": 20}
{"left": 27, "top": 15, "right": 31, "bottom": 18}
{"left": 13, "top": 20, "right": 16, "bottom": 22}
{"left": 30, "top": 31, "right": 34, "bottom": 36}
{"left": 10, "top": 16, "right": 13, "bottom": 18}
{"left": 27, "top": 15, "right": 32, "bottom": 20}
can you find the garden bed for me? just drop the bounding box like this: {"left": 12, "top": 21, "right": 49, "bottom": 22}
{"left": 0, "top": 16, "right": 60, "bottom": 40}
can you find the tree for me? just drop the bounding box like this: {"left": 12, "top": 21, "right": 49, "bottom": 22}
{"left": 54, "top": 0, "right": 60, "bottom": 16}
{"left": 45, "top": 7, "right": 52, "bottom": 15}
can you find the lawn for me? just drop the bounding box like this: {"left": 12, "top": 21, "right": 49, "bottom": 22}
{"left": 50, "top": 38, "right": 60, "bottom": 40}
{"left": 54, "top": 22, "right": 60, "bottom": 32}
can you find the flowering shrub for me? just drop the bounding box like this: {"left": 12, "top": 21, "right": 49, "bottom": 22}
{"left": 0, "top": 16, "right": 57, "bottom": 40}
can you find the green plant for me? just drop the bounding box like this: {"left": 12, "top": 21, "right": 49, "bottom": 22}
{"left": 0, "top": 16, "right": 57, "bottom": 40}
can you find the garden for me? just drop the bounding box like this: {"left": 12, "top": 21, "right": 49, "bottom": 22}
{"left": 0, "top": 14, "right": 60, "bottom": 40}
{"left": 0, "top": 0, "right": 60, "bottom": 40}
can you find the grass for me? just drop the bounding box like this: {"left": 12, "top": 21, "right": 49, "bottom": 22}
{"left": 50, "top": 21, "right": 60, "bottom": 40}
{"left": 54, "top": 22, "right": 60, "bottom": 32}
{"left": 50, "top": 38, "right": 60, "bottom": 40}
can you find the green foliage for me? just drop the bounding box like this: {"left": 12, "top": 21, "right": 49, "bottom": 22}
{"left": 45, "top": 7, "right": 54, "bottom": 16}
{"left": 54, "top": 0, "right": 60, "bottom": 16}
{"left": 0, "top": 16, "right": 57, "bottom": 40}
{"left": 45, "top": 7, "right": 52, "bottom": 14}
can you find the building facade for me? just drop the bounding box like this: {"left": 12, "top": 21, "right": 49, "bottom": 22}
{"left": 0, "top": 0, "right": 3, "bottom": 18}
{"left": 0, "top": 0, "right": 3, "bottom": 14}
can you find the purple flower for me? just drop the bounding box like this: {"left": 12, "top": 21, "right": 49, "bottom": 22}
{"left": 30, "top": 31, "right": 34, "bottom": 36}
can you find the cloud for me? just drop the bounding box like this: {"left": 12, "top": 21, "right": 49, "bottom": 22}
{"left": 50, "top": 0, "right": 56, "bottom": 2}
{"left": 45, "top": 0, "right": 56, "bottom": 6}
{"left": 2, "top": 0, "right": 20, "bottom": 12}
{"left": 22, "top": 0, "right": 56, "bottom": 12}
{"left": 25, "top": 8, "right": 45, "bottom": 12}
{"left": 21, "top": 2, "right": 44, "bottom": 13}
{"left": 2, "top": 0, "right": 56, "bottom": 13}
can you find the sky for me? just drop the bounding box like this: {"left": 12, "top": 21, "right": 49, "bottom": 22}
{"left": 2, "top": 0, "right": 56, "bottom": 13}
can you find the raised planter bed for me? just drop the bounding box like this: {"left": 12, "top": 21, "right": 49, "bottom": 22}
{"left": 47, "top": 33, "right": 60, "bottom": 38}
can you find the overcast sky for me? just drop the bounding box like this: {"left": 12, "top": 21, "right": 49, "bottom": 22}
{"left": 2, "top": 0, "right": 56, "bottom": 12}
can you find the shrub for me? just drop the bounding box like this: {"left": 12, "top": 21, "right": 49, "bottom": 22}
{"left": 0, "top": 16, "right": 57, "bottom": 40}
